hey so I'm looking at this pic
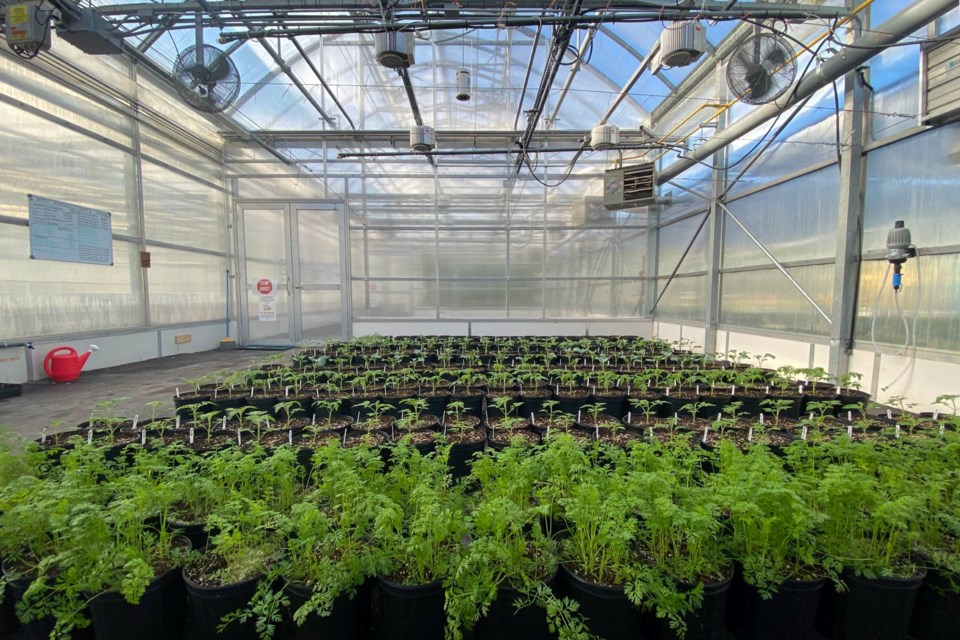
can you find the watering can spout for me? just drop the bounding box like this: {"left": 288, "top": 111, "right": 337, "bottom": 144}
{"left": 78, "top": 345, "right": 99, "bottom": 369}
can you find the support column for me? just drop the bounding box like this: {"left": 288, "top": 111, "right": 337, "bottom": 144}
{"left": 703, "top": 70, "right": 729, "bottom": 358}
{"left": 828, "top": 5, "right": 867, "bottom": 378}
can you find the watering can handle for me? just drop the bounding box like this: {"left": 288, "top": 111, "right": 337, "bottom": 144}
{"left": 43, "top": 347, "right": 77, "bottom": 376}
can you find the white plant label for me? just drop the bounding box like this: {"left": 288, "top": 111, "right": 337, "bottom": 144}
{"left": 237, "top": 431, "right": 242, "bottom": 446}
{"left": 799, "top": 385, "right": 804, "bottom": 394}
{"left": 189, "top": 427, "right": 194, "bottom": 444}
{"left": 141, "top": 430, "right": 147, "bottom": 445}
{"left": 627, "top": 412, "right": 632, "bottom": 423}
{"left": 895, "top": 424, "right": 901, "bottom": 439}
{"left": 132, "top": 415, "right": 139, "bottom": 431}
{"left": 760, "top": 413, "right": 765, "bottom": 425}
{"left": 702, "top": 427, "right": 709, "bottom": 444}
{"left": 288, "top": 430, "right": 293, "bottom": 446}
{"left": 940, "top": 424, "right": 945, "bottom": 436}
{"left": 175, "top": 387, "right": 180, "bottom": 398}
{"left": 933, "top": 410, "right": 940, "bottom": 420}
{"left": 649, "top": 427, "right": 654, "bottom": 439}
{"left": 40, "top": 428, "right": 47, "bottom": 445}
{"left": 87, "top": 430, "right": 93, "bottom": 444}
{"left": 887, "top": 409, "right": 893, "bottom": 420}
{"left": 847, "top": 425, "right": 854, "bottom": 437}
{"left": 176, "top": 415, "right": 181, "bottom": 429}
{"left": 801, "top": 426, "right": 808, "bottom": 440}
{"left": 747, "top": 427, "right": 753, "bottom": 442}
{"left": 847, "top": 411, "right": 852, "bottom": 422}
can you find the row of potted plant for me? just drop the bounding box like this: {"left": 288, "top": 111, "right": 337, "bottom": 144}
{"left": 2, "top": 421, "right": 958, "bottom": 640}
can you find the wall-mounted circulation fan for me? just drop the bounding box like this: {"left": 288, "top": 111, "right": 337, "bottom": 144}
{"left": 725, "top": 34, "right": 797, "bottom": 105}
{"left": 172, "top": 44, "right": 241, "bottom": 113}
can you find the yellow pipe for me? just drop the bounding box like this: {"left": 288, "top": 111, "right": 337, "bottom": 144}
{"left": 645, "top": 0, "right": 875, "bottom": 165}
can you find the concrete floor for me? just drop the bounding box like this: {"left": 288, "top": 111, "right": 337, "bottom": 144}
{"left": 0, "top": 348, "right": 284, "bottom": 440}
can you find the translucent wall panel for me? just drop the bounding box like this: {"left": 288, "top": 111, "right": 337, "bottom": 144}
{"left": 360, "top": 229, "right": 435, "bottom": 278}
{"left": 862, "top": 124, "right": 960, "bottom": 251}
{"left": 545, "top": 279, "right": 643, "bottom": 318}
{"left": 855, "top": 255, "right": 960, "bottom": 352}
{"left": 353, "top": 280, "right": 437, "bottom": 318}
{"left": 508, "top": 280, "right": 543, "bottom": 318}
{"left": 867, "top": 23, "right": 921, "bottom": 141}
{"left": 0, "top": 227, "right": 144, "bottom": 338}
{"left": 509, "top": 229, "right": 545, "bottom": 279}
{"left": 140, "top": 126, "right": 222, "bottom": 186}
{"left": 149, "top": 248, "right": 227, "bottom": 325}
{"left": 658, "top": 214, "right": 708, "bottom": 275}
{"left": 657, "top": 163, "right": 713, "bottom": 222}
{"left": 142, "top": 161, "right": 225, "bottom": 251}
{"left": 439, "top": 280, "right": 506, "bottom": 318}
{"left": 0, "top": 86, "right": 138, "bottom": 232}
{"left": 726, "top": 85, "right": 842, "bottom": 194}
{"left": 438, "top": 231, "right": 508, "bottom": 278}
{"left": 0, "top": 48, "right": 134, "bottom": 148}
{"left": 721, "top": 265, "right": 833, "bottom": 337}
{"left": 654, "top": 275, "right": 705, "bottom": 321}
{"left": 723, "top": 167, "right": 840, "bottom": 269}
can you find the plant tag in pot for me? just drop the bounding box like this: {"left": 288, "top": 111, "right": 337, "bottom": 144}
{"left": 40, "top": 427, "right": 47, "bottom": 446}
{"left": 176, "top": 415, "right": 181, "bottom": 429}
{"left": 747, "top": 427, "right": 753, "bottom": 442}
{"left": 141, "top": 429, "right": 146, "bottom": 445}
{"left": 759, "top": 413, "right": 765, "bottom": 425}
{"left": 887, "top": 409, "right": 893, "bottom": 420}
{"left": 649, "top": 427, "right": 654, "bottom": 439}
{"left": 87, "top": 430, "right": 93, "bottom": 444}
{"left": 702, "top": 427, "right": 709, "bottom": 444}
{"left": 847, "top": 424, "right": 853, "bottom": 437}
{"left": 933, "top": 410, "right": 940, "bottom": 420}
{"left": 132, "top": 415, "right": 139, "bottom": 431}
{"left": 895, "top": 424, "right": 901, "bottom": 438}
{"left": 176, "top": 387, "right": 180, "bottom": 398}
{"left": 189, "top": 427, "right": 194, "bottom": 444}
{"left": 801, "top": 426, "right": 808, "bottom": 440}
{"left": 288, "top": 429, "right": 293, "bottom": 445}
{"left": 222, "top": 416, "right": 227, "bottom": 429}
{"left": 627, "top": 411, "right": 632, "bottom": 423}
{"left": 940, "top": 424, "right": 945, "bottom": 436}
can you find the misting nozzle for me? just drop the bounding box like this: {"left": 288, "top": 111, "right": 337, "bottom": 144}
{"left": 88, "top": 344, "right": 100, "bottom": 352}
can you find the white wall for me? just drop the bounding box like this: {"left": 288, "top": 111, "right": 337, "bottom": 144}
{"left": 353, "top": 319, "right": 653, "bottom": 338}
{"left": 2, "top": 321, "right": 238, "bottom": 383}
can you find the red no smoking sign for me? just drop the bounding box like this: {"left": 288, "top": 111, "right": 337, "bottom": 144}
{"left": 256, "top": 278, "right": 273, "bottom": 295}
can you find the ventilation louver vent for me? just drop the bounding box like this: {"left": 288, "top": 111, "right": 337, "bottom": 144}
{"left": 920, "top": 30, "right": 960, "bottom": 126}
{"left": 603, "top": 163, "right": 656, "bottom": 210}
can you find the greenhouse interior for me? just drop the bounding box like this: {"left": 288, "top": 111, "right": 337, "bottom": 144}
{"left": 1, "top": 0, "right": 959, "bottom": 639}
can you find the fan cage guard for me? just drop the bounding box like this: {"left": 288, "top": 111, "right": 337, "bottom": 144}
{"left": 173, "top": 44, "right": 241, "bottom": 114}
{"left": 725, "top": 34, "right": 798, "bottom": 106}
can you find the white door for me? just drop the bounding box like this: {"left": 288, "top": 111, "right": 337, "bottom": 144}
{"left": 236, "top": 202, "right": 350, "bottom": 345}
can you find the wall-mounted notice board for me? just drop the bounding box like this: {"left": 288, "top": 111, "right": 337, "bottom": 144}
{"left": 28, "top": 194, "right": 114, "bottom": 266}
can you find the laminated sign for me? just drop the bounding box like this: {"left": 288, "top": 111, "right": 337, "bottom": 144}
{"left": 256, "top": 277, "right": 277, "bottom": 321}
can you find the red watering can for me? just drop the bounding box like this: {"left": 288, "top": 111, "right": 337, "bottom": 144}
{"left": 43, "top": 345, "right": 99, "bottom": 382}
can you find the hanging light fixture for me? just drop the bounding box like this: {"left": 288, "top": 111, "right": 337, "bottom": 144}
{"left": 456, "top": 69, "right": 471, "bottom": 101}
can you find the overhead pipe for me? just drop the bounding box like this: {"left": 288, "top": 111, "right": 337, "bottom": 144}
{"left": 290, "top": 37, "right": 356, "bottom": 129}
{"left": 258, "top": 37, "right": 337, "bottom": 127}
{"left": 512, "top": 0, "right": 584, "bottom": 177}
{"left": 546, "top": 19, "right": 602, "bottom": 126}
{"left": 215, "top": 7, "right": 851, "bottom": 41}
{"left": 658, "top": 0, "right": 958, "bottom": 185}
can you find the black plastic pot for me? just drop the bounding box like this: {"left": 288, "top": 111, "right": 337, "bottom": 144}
{"left": 592, "top": 392, "right": 627, "bottom": 418}
{"left": 450, "top": 392, "right": 484, "bottom": 419}
{"left": 554, "top": 391, "right": 590, "bottom": 417}
{"left": 560, "top": 564, "right": 642, "bottom": 640}
{"left": 740, "top": 576, "right": 825, "bottom": 640}
{"left": 447, "top": 437, "right": 486, "bottom": 480}
{"left": 376, "top": 576, "right": 444, "bottom": 640}
{"left": 518, "top": 392, "right": 550, "bottom": 417}
{"left": 4, "top": 568, "right": 93, "bottom": 640}
{"left": 286, "top": 579, "right": 372, "bottom": 640}
{"left": 0, "top": 572, "right": 18, "bottom": 637}
{"left": 171, "top": 520, "right": 208, "bottom": 552}
{"left": 909, "top": 567, "right": 960, "bottom": 640}
{"left": 475, "top": 571, "right": 558, "bottom": 640}
{"left": 88, "top": 564, "right": 188, "bottom": 640}
{"left": 184, "top": 570, "right": 261, "bottom": 640}
{"left": 828, "top": 570, "right": 925, "bottom": 640}
{"left": 419, "top": 393, "right": 450, "bottom": 417}
{"left": 644, "top": 573, "right": 733, "bottom": 640}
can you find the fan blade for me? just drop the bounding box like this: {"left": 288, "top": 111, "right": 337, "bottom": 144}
{"left": 206, "top": 50, "right": 234, "bottom": 82}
